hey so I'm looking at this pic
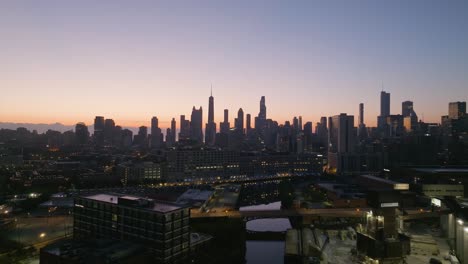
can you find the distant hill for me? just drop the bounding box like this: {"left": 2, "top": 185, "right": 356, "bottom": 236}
{"left": 0, "top": 122, "right": 85, "bottom": 134}
{"left": 0, "top": 122, "right": 142, "bottom": 134}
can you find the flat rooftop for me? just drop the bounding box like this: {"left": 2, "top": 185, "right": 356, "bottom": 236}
{"left": 412, "top": 168, "right": 468, "bottom": 173}
{"left": 83, "top": 193, "right": 185, "bottom": 213}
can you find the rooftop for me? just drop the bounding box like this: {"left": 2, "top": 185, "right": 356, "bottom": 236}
{"left": 83, "top": 193, "right": 185, "bottom": 213}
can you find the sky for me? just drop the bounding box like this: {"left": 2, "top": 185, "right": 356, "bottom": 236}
{"left": 1, "top": 0, "right": 467, "bottom": 129}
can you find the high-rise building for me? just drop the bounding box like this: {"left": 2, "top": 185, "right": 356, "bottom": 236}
{"left": 380, "top": 91, "right": 390, "bottom": 117}
{"left": 359, "top": 103, "right": 364, "bottom": 126}
{"left": 378, "top": 91, "right": 391, "bottom": 129}
{"left": 328, "top": 114, "right": 358, "bottom": 174}
{"left": 179, "top": 115, "right": 191, "bottom": 142}
{"left": 151, "top": 116, "right": 162, "bottom": 149}
{"left": 255, "top": 96, "right": 267, "bottom": 136}
{"left": 328, "top": 114, "right": 355, "bottom": 153}
{"left": 235, "top": 108, "right": 244, "bottom": 133}
{"left": 449, "top": 102, "right": 466, "bottom": 120}
{"left": 220, "top": 109, "right": 230, "bottom": 134}
{"left": 292, "top": 117, "right": 299, "bottom": 131}
{"left": 402, "top": 101, "right": 418, "bottom": 132}
{"left": 94, "top": 116, "right": 105, "bottom": 132}
{"left": 171, "top": 118, "right": 177, "bottom": 143}
{"left": 94, "top": 116, "right": 105, "bottom": 146}
{"left": 75, "top": 122, "right": 89, "bottom": 145}
{"left": 190, "top": 107, "right": 203, "bottom": 144}
{"left": 73, "top": 194, "right": 190, "bottom": 263}
{"left": 103, "top": 119, "right": 115, "bottom": 145}
{"left": 137, "top": 126, "right": 148, "bottom": 148}
{"left": 205, "top": 92, "right": 216, "bottom": 146}
{"left": 165, "top": 128, "right": 173, "bottom": 147}
{"left": 298, "top": 116, "right": 302, "bottom": 131}
{"left": 358, "top": 103, "right": 367, "bottom": 140}
{"left": 246, "top": 114, "right": 252, "bottom": 134}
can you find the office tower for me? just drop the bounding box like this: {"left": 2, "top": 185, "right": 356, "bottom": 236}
{"left": 171, "top": 118, "right": 176, "bottom": 143}
{"left": 220, "top": 109, "right": 230, "bottom": 134}
{"left": 378, "top": 91, "right": 390, "bottom": 129}
{"left": 315, "top": 117, "right": 328, "bottom": 150}
{"left": 328, "top": 114, "right": 355, "bottom": 153}
{"left": 298, "top": 116, "right": 302, "bottom": 131}
{"left": 94, "top": 116, "right": 105, "bottom": 131}
{"left": 179, "top": 115, "right": 191, "bottom": 142}
{"left": 205, "top": 92, "right": 216, "bottom": 146}
{"left": 190, "top": 106, "right": 203, "bottom": 144}
{"left": 259, "top": 96, "right": 266, "bottom": 119}
{"left": 94, "top": 116, "right": 105, "bottom": 146}
{"left": 255, "top": 96, "right": 267, "bottom": 136}
{"left": 151, "top": 116, "right": 162, "bottom": 149}
{"left": 122, "top": 129, "right": 133, "bottom": 148}
{"left": 73, "top": 194, "right": 190, "bottom": 263}
{"left": 328, "top": 114, "right": 357, "bottom": 174}
{"left": 293, "top": 117, "right": 299, "bottom": 131}
{"left": 320, "top": 117, "right": 327, "bottom": 128}
{"left": 246, "top": 114, "right": 252, "bottom": 134}
{"left": 103, "top": 119, "right": 115, "bottom": 145}
{"left": 402, "top": 101, "right": 418, "bottom": 132}
{"left": 303, "top": 122, "right": 313, "bottom": 150}
{"left": 359, "top": 103, "right": 364, "bottom": 126}
{"left": 75, "top": 122, "right": 89, "bottom": 145}
{"left": 449, "top": 102, "right": 466, "bottom": 120}
{"left": 358, "top": 103, "right": 368, "bottom": 140}
{"left": 380, "top": 91, "right": 390, "bottom": 117}
{"left": 137, "top": 126, "right": 148, "bottom": 148}
{"left": 235, "top": 108, "right": 244, "bottom": 132}
{"left": 165, "top": 128, "right": 173, "bottom": 147}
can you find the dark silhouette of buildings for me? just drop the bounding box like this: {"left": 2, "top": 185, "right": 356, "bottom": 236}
{"left": 190, "top": 107, "right": 203, "bottom": 144}
{"left": 205, "top": 92, "right": 216, "bottom": 146}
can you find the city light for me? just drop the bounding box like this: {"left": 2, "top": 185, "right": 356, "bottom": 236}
{"left": 39, "top": 233, "right": 46, "bottom": 238}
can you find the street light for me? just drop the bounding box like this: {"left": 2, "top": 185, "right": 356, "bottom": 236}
{"left": 39, "top": 232, "right": 46, "bottom": 238}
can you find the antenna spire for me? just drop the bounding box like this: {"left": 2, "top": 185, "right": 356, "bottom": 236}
{"left": 210, "top": 83, "right": 213, "bottom": 96}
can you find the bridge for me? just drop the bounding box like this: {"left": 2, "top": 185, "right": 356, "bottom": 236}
{"left": 191, "top": 208, "right": 369, "bottom": 219}
{"left": 190, "top": 208, "right": 447, "bottom": 220}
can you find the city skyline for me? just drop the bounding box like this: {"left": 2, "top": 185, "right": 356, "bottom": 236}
{"left": 0, "top": 91, "right": 463, "bottom": 133}
{"left": 1, "top": 1, "right": 468, "bottom": 128}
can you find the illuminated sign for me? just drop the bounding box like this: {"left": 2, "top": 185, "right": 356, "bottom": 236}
{"left": 431, "top": 198, "right": 441, "bottom": 207}
{"left": 380, "top": 202, "right": 399, "bottom": 208}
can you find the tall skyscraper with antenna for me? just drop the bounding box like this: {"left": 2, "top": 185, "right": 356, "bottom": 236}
{"left": 205, "top": 89, "right": 216, "bottom": 146}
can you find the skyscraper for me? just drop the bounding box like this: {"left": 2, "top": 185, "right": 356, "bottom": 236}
{"left": 259, "top": 96, "right": 266, "bottom": 120}
{"left": 358, "top": 103, "right": 367, "bottom": 140}
{"left": 205, "top": 92, "right": 216, "bottom": 146}
{"left": 380, "top": 91, "right": 390, "bottom": 117}
{"left": 449, "top": 102, "right": 466, "bottom": 120}
{"left": 328, "top": 114, "right": 357, "bottom": 174}
{"left": 151, "top": 116, "right": 162, "bottom": 149}
{"left": 171, "top": 118, "right": 177, "bottom": 143}
{"left": 190, "top": 106, "right": 203, "bottom": 144}
{"left": 220, "top": 109, "right": 230, "bottom": 134}
{"left": 235, "top": 108, "right": 244, "bottom": 133}
{"left": 378, "top": 91, "right": 390, "bottom": 129}
{"left": 94, "top": 116, "right": 105, "bottom": 132}
{"left": 246, "top": 114, "right": 252, "bottom": 134}
{"left": 75, "top": 122, "right": 89, "bottom": 145}
{"left": 328, "top": 114, "right": 355, "bottom": 153}
{"left": 402, "top": 101, "right": 418, "bottom": 132}
{"left": 179, "top": 115, "right": 191, "bottom": 142}
{"left": 359, "top": 103, "right": 364, "bottom": 126}
{"left": 137, "top": 126, "right": 148, "bottom": 148}
{"left": 298, "top": 116, "right": 302, "bottom": 131}
{"left": 104, "top": 119, "right": 115, "bottom": 145}
{"left": 255, "top": 96, "right": 267, "bottom": 137}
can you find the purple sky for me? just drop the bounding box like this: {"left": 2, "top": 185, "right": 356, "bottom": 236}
{"left": 1, "top": 1, "right": 467, "bottom": 129}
